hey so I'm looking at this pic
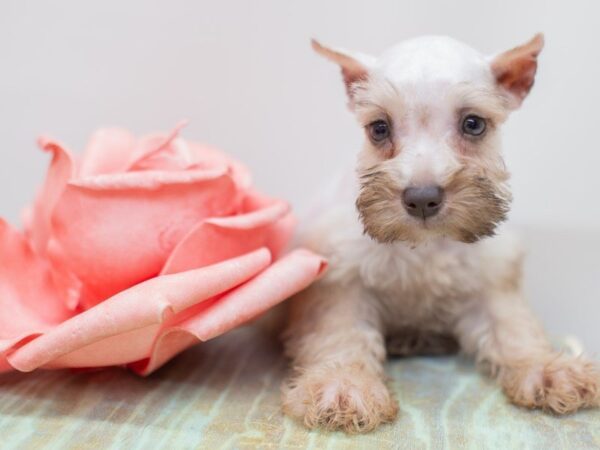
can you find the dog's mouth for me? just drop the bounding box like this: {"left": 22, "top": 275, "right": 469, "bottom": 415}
{"left": 356, "top": 173, "right": 511, "bottom": 245}
{"left": 360, "top": 209, "right": 506, "bottom": 245}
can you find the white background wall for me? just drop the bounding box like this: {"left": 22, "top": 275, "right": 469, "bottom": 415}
{"left": 1, "top": 1, "right": 599, "bottom": 351}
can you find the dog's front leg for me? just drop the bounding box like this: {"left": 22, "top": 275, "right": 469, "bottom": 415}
{"left": 282, "top": 280, "right": 398, "bottom": 433}
{"left": 456, "top": 287, "right": 599, "bottom": 414}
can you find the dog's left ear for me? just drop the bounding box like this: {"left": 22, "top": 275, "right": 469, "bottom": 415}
{"left": 491, "top": 33, "right": 544, "bottom": 108}
{"left": 311, "top": 39, "right": 375, "bottom": 100}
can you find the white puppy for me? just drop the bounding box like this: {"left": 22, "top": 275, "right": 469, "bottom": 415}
{"left": 282, "top": 35, "right": 600, "bottom": 433}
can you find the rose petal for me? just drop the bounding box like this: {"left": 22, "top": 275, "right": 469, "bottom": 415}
{"left": 127, "top": 121, "right": 190, "bottom": 171}
{"left": 78, "top": 128, "right": 136, "bottom": 177}
{"left": 6, "top": 248, "right": 272, "bottom": 372}
{"left": 0, "top": 220, "right": 74, "bottom": 353}
{"left": 129, "top": 138, "right": 192, "bottom": 172}
{"left": 161, "top": 199, "right": 293, "bottom": 275}
{"left": 51, "top": 168, "right": 241, "bottom": 305}
{"left": 188, "top": 142, "right": 252, "bottom": 190}
{"left": 239, "top": 191, "right": 298, "bottom": 258}
{"left": 24, "top": 139, "right": 81, "bottom": 309}
{"left": 46, "top": 237, "right": 83, "bottom": 310}
{"left": 134, "top": 249, "right": 327, "bottom": 375}
{"left": 27, "top": 138, "right": 75, "bottom": 255}
{"left": 184, "top": 249, "right": 326, "bottom": 340}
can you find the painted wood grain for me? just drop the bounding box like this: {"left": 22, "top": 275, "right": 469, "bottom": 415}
{"left": 0, "top": 328, "right": 598, "bottom": 450}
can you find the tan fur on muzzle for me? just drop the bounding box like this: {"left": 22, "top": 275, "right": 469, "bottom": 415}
{"left": 356, "top": 165, "right": 511, "bottom": 244}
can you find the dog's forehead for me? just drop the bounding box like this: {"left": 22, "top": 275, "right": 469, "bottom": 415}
{"left": 376, "top": 36, "right": 492, "bottom": 86}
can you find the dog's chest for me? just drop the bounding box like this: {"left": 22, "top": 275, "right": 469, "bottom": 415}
{"left": 303, "top": 206, "right": 520, "bottom": 330}
{"left": 351, "top": 238, "right": 484, "bottom": 329}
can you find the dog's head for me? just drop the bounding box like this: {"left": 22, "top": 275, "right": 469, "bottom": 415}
{"left": 314, "top": 35, "right": 543, "bottom": 244}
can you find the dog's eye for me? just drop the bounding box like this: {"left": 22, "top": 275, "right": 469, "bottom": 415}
{"left": 367, "top": 120, "right": 390, "bottom": 143}
{"left": 462, "top": 115, "right": 486, "bottom": 136}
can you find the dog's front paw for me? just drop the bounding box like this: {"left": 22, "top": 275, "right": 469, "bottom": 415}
{"left": 502, "top": 354, "right": 600, "bottom": 414}
{"left": 282, "top": 363, "right": 398, "bottom": 433}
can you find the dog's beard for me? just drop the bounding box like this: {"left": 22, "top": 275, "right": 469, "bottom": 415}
{"left": 355, "top": 166, "right": 511, "bottom": 244}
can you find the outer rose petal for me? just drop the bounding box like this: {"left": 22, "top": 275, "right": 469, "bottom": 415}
{"left": 133, "top": 248, "right": 327, "bottom": 375}
{"left": 51, "top": 168, "right": 241, "bottom": 305}
{"left": 0, "top": 220, "right": 74, "bottom": 358}
{"left": 78, "top": 128, "right": 137, "bottom": 177}
{"left": 27, "top": 138, "right": 75, "bottom": 255}
{"left": 6, "top": 248, "right": 273, "bottom": 372}
{"left": 161, "top": 199, "right": 294, "bottom": 275}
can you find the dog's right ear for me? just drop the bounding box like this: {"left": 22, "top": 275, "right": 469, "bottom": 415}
{"left": 311, "top": 39, "right": 374, "bottom": 99}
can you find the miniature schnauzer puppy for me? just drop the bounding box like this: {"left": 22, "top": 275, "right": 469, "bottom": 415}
{"left": 282, "top": 34, "right": 600, "bottom": 433}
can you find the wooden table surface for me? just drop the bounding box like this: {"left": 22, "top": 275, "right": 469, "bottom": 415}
{"left": 0, "top": 327, "right": 598, "bottom": 450}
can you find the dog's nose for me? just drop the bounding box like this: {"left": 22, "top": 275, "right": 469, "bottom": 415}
{"left": 402, "top": 185, "right": 444, "bottom": 219}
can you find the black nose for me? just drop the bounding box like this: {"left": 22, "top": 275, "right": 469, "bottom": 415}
{"left": 402, "top": 185, "right": 445, "bottom": 219}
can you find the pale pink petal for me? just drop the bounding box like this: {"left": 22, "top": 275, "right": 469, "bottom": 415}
{"left": 21, "top": 139, "right": 82, "bottom": 309}
{"left": 27, "top": 138, "right": 75, "bottom": 255}
{"left": 240, "top": 189, "right": 281, "bottom": 212}
{"left": 129, "top": 330, "right": 197, "bottom": 375}
{"left": 188, "top": 142, "right": 252, "bottom": 190}
{"left": 46, "top": 237, "right": 83, "bottom": 310}
{"left": 161, "top": 200, "right": 293, "bottom": 275}
{"left": 183, "top": 249, "right": 327, "bottom": 341}
{"left": 265, "top": 212, "right": 296, "bottom": 259}
{"left": 51, "top": 168, "right": 241, "bottom": 305}
{"left": 128, "top": 139, "right": 192, "bottom": 172}
{"left": 127, "top": 121, "right": 190, "bottom": 171}
{"left": 21, "top": 205, "right": 32, "bottom": 233}
{"left": 0, "top": 220, "right": 74, "bottom": 354}
{"left": 6, "top": 248, "right": 272, "bottom": 372}
{"left": 239, "top": 191, "right": 297, "bottom": 257}
{"left": 44, "top": 325, "right": 161, "bottom": 369}
{"left": 134, "top": 249, "right": 327, "bottom": 375}
{"left": 78, "top": 128, "right": 136, "bottom": 177}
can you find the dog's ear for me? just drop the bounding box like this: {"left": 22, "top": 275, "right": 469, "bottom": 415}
{"left": 491, "top": 33, "right": 544, "bottom": 108}
{"left": 311, "top": 39, "right": 374, "bottom": 99}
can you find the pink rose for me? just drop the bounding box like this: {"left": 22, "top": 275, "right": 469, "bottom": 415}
{"left": 0, "top": 123, "right": 325, "bottom": 375}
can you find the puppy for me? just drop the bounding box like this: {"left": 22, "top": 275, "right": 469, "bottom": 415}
{"left": 282, "top": 35, "right": 600, "bottom": 433}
